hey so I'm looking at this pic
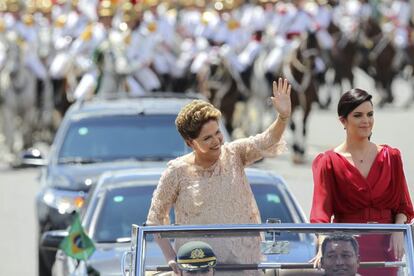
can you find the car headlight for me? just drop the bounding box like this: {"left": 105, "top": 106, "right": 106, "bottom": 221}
{"left": 42, "top": 188, "right": 86, "bottom": 214}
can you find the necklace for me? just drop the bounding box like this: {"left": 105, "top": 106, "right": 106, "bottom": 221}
{"left": 351, "top": 146, "right": 372, "bottom": 164}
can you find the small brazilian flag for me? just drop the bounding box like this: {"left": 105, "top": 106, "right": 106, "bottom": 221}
{"left": 59, "top": 213, "right": 95, "bottom": 261}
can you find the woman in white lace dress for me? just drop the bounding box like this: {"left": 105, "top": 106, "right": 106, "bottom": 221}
{"left": 146, "top": 78, "right": 292, "bottom": 275}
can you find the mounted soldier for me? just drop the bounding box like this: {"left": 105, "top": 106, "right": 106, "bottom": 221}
{"left": 264, "top": 0, "right": 316, "bottom": 87}
{"left": 380, "top": 0, "right": 412, "bottom": 71}
{"left": 115, "top": 0, "right": 161, "bottom": 94}
{"left": 141, "top": 0, "right": 178, "bottom": 91}
{"left": 71, "top": 0, "right": 118, "bottom": 100}
{"left": 0, "top": 0, "right": 38, "bottom": 157}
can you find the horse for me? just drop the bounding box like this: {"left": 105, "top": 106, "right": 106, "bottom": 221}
{"left": 401, "top": 44, "right": 414, "bottom": 108}
{"left": 197, "top": 46, "right": 247, "bottom": 135}
{"left": 282, "top": 32, "right": 320, "bottom": 164}
{"left": 319, "top": 21, "right": 359, "bottom": 108}
{"left": 0, "top": 34, "right": 38, "bottom": 156}
{"left": 358, "top": 17, "right": 396, "bottom": 107}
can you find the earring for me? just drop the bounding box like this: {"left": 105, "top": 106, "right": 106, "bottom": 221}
{"left": 344, "top": 127, "right": 346, "bottom": 130}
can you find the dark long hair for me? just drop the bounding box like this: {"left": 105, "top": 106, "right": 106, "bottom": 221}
{"left": 337, "top": 88, "right": 373, "bottom": 119}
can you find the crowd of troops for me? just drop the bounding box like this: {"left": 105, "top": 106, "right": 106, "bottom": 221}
{"left": 0, "top": 0, "right": 412, "bottom": 156}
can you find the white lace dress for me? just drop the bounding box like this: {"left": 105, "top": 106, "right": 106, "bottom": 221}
{"left": 146, "top": 128, "right": 287, "bottom": 275}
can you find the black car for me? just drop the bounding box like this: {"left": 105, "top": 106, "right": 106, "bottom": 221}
{"left": 35, "top": 93, "right": 230, "bottom": 276}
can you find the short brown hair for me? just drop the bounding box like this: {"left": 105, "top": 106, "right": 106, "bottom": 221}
{"left": 175, "top": 100, "right": 221, "bottom": 140}
{"left": 337, "top": 88, "right": 372, "bottom": 119}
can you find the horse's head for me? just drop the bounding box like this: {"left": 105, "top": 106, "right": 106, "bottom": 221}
{"left": 296, "top": 31, "right": 320, "bottom": 70}
{"left": 4, "top": 35, "right": 22, "bottom": 75}
{"left": 360, "top": 17, "right": 382, "bottom": 40}
{"left": 327, "top": 21, "right": 341, "bottom": 36}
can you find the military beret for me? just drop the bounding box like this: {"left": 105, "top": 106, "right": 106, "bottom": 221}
{"left": 176, "top": 241, "right": 217, "bottom": 271}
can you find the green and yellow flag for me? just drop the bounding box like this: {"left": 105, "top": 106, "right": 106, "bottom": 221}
{"left": 59, "top": 213, "right": 95, "bottom": 261}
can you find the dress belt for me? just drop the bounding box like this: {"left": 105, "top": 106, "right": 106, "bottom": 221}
{"left": 334, "top": 208, "right": 393, "bottom": 223}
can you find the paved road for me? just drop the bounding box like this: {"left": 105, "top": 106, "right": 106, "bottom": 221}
{"left": 1, "top": 70, "right": 413, "bottom": 276}
{"left": 0, "top": 167, "right": 39, "bottom": 276}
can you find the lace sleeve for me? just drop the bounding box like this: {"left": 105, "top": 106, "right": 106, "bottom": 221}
{"left": 146, "top": 164, "right": 180, "bottom": 225}
{"left": 229, "top": 127, "right": 287, "bottom": 167}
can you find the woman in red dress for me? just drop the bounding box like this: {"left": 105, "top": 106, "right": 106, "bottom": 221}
{"left": 310, "top": 88, "right": 414, "bottom": 276}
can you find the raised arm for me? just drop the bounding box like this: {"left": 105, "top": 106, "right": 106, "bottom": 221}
{"left": 229, "top": 77, "right": 291, "bottom": 166}
{"left": 267, "top": 77, "right": 292, "bottom": 142}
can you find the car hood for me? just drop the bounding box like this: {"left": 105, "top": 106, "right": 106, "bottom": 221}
{"left": 85, "top": 241, "right": 164, "bottom": 276}
{"left": 47, "top": 161, "right": 167, "bottom": 191}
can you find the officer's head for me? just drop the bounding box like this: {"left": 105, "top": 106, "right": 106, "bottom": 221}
{"left": 321, "top": 234, "right": 360, "bottom": 276}
{"left": 98, "top": 0, "right": 117, "bottom": 28}
{"left": 176, "top": 241, "right": 217, "bottom": 275}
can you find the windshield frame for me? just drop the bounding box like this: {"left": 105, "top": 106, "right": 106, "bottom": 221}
{"left": 132, "top": 223, "right": 414, "bottom": 276}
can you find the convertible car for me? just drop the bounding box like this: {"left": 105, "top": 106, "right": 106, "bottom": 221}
{"left": 123, "top": 223, "right": 414, "bottom": 276}
{"left": 40, "top": 167, "right": 313, "bottom": 275}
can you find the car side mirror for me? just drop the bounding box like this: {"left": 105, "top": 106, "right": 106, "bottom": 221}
{"left": 20, "top": 148, "right": 47, "bottom": 167}
{"left": 40, "top": 230, "right": 68, "bottom": 251}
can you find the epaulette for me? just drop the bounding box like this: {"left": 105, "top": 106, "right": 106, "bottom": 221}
{"left": 124, "top": 31, "right": 132, "bottom": 44}
{"left": 80, "top": 24, "right": 94, "bottom": 41}
{"left": 147, "top": 21, "right": 157, "bottom": 33}
{"left": 227, "top": 18, "right": 240, "bottom": 30}
{"left": 22, "top": 14, "right": 35, "bottom": 27}
{"left": 54, "top": 15, "right": 67, "bottom": 28}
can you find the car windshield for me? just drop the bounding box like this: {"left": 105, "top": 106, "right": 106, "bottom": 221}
{"left": 58, "top": 114, "right": 190, "bottom": 163}
{"left": 91, "top": 182, "right": 297, "bottom": 243}
{"left": 92, "top": 185, "right": 175, "bottom": 243}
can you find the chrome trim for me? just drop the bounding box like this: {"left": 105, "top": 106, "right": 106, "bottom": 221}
{"left": 133, "top": 223, "right": 414, "bottom": 275}
{"left": 121, "top": 251, "right": 132, "bottom": 276}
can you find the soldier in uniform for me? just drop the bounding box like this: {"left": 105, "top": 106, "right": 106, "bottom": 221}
{"left": 176, "top": 241, "right": 217, "bottom": 276}
{"left": 141, "top": 0, "right": 178, "bottom": 90}
{"left": 264, "top": 0, "right": 316, "bottom": 85}
{"left": 380, "top": 0, "right": 412, "bottom": 69}
{"left": 3, "top": 0, "right": 21, "bottom": 31}
{"left": 71, "top": 0, "right": 117, "bottom": 100}
{"left": 115, "top": 0, "right": 161, "bottom": 94}
{"left": 171, "top": 0, "right": 205, "bottom": 91}
{"left": 312, "top": 0, "right": 334, "bottom": 68}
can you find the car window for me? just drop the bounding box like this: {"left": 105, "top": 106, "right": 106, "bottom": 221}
{"left": 58, "top": 115, "right": 190, "bottom": 163}
{"left": 252, "top": 183, "right": 300, "bottom": 241}
{"left": 252, "top": 183, "right": 293, "bottom": 223}
{"left": 93, "top": 185, "right": 175, "bottom": 242}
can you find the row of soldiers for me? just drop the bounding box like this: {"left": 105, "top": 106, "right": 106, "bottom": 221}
{"left": 0, "top": 0, "right": 413, "bottom": 105}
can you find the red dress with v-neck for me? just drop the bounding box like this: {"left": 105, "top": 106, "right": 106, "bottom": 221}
{"left": 310, "top": 145, "right": 414, "bottom": 276}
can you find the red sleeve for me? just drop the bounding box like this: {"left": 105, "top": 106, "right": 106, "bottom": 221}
{"left": 391, "top": 149, "right": 414, "bottom": 223}
{"left": 310, "top": 153, "right": 334, "bottom": 223}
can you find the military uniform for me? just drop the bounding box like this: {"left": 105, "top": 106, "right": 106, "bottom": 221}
{"left": 141, "top": 1, "right": 178, "bottom": 88}
{"left": 265, "top": 1, "right": 315, "bottom": 75}
{"left": 312, "top": 1, "right": 334, "bottom": 50}
{"left": 381, "top": 0, "right": 411, "bottom": 49}
{"left": 72, "top": 0, "right": 115, "bottom": 99}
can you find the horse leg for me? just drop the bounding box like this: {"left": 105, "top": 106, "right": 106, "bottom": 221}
{"left": 21, "top": 76, "right": 38, "bottom": 149}
{"left": 52, "top": 78, "right": 71, "bottom": 129}
{"left": 2, "top": 101, "right": 16, "bottom": 154}
{"left": 377, "top": 78, "right": 393, "bottom": 107}
{"left": 220, "top": 82, "right": 239, "bottom": 135}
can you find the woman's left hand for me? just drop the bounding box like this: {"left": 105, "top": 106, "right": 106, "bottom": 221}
{"left": 389, "top": 231, "right": 405, "bottom": 260}
{"left": 272, "top": 78, "right": 291, "bottom": 118}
